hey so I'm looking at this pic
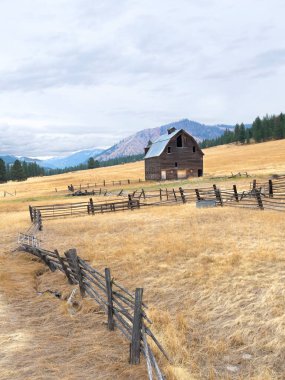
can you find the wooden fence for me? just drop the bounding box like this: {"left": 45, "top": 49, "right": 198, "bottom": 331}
{"left": 29, "top": 198, "right": 141, "bottom": 222}
{"left": 18, "top": 241, "right": 168, "bottom": 379}
{"left": 29, "top": 176, "right": 285, "bottom": 228}
{"left": 68, "top": 178, "right": 143, "bottom": 192}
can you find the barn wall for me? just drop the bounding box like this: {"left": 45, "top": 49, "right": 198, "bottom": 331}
{"left": 159, "top": 132, "right": 203, "bottom": 177}
{"left": 145, "top": 157, "right": 161, "bottom": 180}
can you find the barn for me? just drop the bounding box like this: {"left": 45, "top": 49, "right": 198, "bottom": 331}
{"left": 144, "top": 127, "right": 204, "bottom": 181}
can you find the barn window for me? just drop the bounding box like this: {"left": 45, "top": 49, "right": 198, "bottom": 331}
{"left": 193, "top": 146, "right": 196, "bottom": 153}
{"left": 175, "top": 162, "right": 178, "bottom": 167}
{"left": 176, "top": 135, "right": 183, "bottom": 147}
{"left": 167, "top": 146, "right": 171, "bottom": 154}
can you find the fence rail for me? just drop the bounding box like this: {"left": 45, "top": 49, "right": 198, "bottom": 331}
{"left": 18, "top": 241, "right": 168, "bottom": 379}
{"left": 68, "top": 178, "right": 144, "bottom": 192}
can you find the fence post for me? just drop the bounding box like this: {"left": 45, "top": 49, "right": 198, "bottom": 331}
{"left": 179, "top": 187, "right": 186, "bottom": 203}
{"left": 173, "top": 188, "right": 177, "bottom": 202}
{"left": 142, "top": 189, "right": 146, "bottom": 199}
{"left": 89, "top": 198, "right": 95, "bottom": 215}
{"left": 54, "top": 250, "right": 74, "bottom": 284}
{"left": 233, "top": 185, "right": 239, "bottom": 202}
{"left": 254, "top": 189, "right": 264, "bottom": 210}
{"left": 195, "top": 189, "right": 201, "bottom": 201}
{"left": 34, "top": 248, "right": 56, "bottom": 272}
{"left": 128, "top": 194, "right": 134, "bottom": 210}
{"left": 103, "top": 180, "right": 106, "bottom": 187}
{"left": 166, "top": 188, "right": 169, "bottom": 200}
{"left": 252, "top": 179, "right": 256, "bottom": 189}
{"left": 159, "top": 189, "right": 162, "bottom": 201}
{"left": 128, "top": 179, "right": 130, "bottom": 184}
{"left": 269, "top": 179, "right": 273, "bottom": 198}
{"left": 36, "top": 211, "right": 43, "bottom": 231}
{"left": 105, "top": 268, "right": 114, "bottom": 331}
{"left": 29, "top": 205, "right": 33, "bottom": 222}
{"left": 213, "top": 184, "right": 223, "bottom": 206}
{"left": 130, "top": 288, "right": 143, "bottom": 364}
{"left": 64, "top": 249, "right": 85, "bottom": 297}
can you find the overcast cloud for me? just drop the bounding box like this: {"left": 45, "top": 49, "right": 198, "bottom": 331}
{"left": 0, "top": 0, "right": 284, "bottom": 157}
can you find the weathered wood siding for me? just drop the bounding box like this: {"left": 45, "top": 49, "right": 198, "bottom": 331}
{"left": 145, "top": 131, "right": 203, "bottom": 181}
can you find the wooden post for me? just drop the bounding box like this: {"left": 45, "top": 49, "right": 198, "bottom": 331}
{"left": 35, "top": 248, "right": 56, "bottom": 272}
{"left": 128, "top": 179, "right": 130, "bottom": 184}
{"left": 142, "top": 189, "right": 146, "bottom": 199}
{"left": 159, "top": 188, "right": 162, "bottom": 201}
{"left": 128, "top": 194, "right": 134, "bottom": 210}
{"left": 89, "top": 198, "right": 95, "bottom": 215}
{"left": 105, "top": 268, "right": 114, "bottom": 331}
{"left": 254, "top": 189, "right": 264, "bottom": 210}
{"left": 54, "top": 250, "right": 74, "bottom": 284}
{"left": 233, "top": 185, "right": 239, "bottom": 202}
{"left": 130, "top": 288, "right": 143, "bottom": 365}
{"left": 64, "top": 249, "right": 85, "bottom": 297}
{"left": 103, "top": 180, "right": 106, "bottom": 187}
{"left": 38, "top": 211, "right": 43, "bottom": 231}
{"left": 179, "top": 187, "right": 186, "bottom": 203}
{"left": 195, "top": 189, "right": 201, "bottom": 201}
{"left": 29, "top": 205, "right": 33, "bottom": 222}
{"left": 269, "top": 179, "right": 273, "bottom": 198}
{"left": 33, "top": 208, "right": 37, "bottom": 224}
{"left": 166, "top": 188, "right": 169, "bottom": 200}
{"left": 252, "top": 179, "right": 256, "bottom": 189}
{"left": 173, "top": 188, "right": 177, "bottom": 202}
{"left": 213, "top": 184, "right": 223, "bottom": 206}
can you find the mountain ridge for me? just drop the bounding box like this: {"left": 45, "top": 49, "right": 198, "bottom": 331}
{"left": 1, "top": 119, "right": 247, "bottom": 168}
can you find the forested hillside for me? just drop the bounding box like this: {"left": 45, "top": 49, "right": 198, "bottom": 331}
{"left": 200, "top": 113, "right": 285, "bottom": 148}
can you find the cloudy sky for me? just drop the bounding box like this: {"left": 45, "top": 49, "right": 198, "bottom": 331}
{"left": 0, "top": 0, "right": 284, "bottom": 157}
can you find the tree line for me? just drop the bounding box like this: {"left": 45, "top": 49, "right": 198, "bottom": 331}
{"left": 200, "top": 113, "right": 285, "bottom": 148}
{"left": 0, "top": 159, "right": 45, "bottom": 183}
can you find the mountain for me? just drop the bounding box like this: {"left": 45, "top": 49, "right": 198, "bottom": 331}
{"left": 96, "top": 119, "right": 239, "bottom": 161}
{"left": 41, "top": 148, "right": 104, "bottom": 169}
{"left": 0, "top": 155, "right": 44, "bottom": 166}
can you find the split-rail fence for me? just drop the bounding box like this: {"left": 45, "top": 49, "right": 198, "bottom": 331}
{"left": 18, "top": 233, "right": 168, "bottom": 379}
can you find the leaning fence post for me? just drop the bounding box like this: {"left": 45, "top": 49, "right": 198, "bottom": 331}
{"left": 213, "top": 184, "right": 223, "bottom": 206}
{"left": 54, "top": 250, "right": 74, "bottom": 284}
{"left": 233, "top": 185, "right": 239, "bottom": 202}
{"left": 269, "top": 179, "right": 273, "bottom": 198}
{"left": 179, "top": 187, "right": 186, "bottom": 203}
{"left": 252, "top": 179, "right": 257, "bottom": 189}
{"left": 64, "top": 249, "right": 85, "bottom": 297}
{"left": 130, "top": 288, "right": 143, "bottom": 364}
{"left": 105, "top": 268, "right": 114, "bottom": 331}
{"left": 254, "top": 189, "right": 264, "bottom": 210}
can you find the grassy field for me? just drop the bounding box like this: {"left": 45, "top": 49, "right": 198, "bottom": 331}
{"left": 1, "top": 140, "right": 285, "bottom": 379}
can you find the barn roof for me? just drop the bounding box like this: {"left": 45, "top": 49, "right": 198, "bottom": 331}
{"left": 144, "top": 129, "right": 182, "bottom": 159}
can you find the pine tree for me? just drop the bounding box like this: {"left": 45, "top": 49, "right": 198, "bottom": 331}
{"left": 11, "top": 160, "right": 26, "bottom": 181}
{"left": 0, "top": 159, "right": 7, "bottom": 182}
{"left": 88, "top": 157, "right": 96, "bottom": 169}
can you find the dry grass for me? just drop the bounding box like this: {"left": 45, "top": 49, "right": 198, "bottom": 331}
{"left": 1, "top": 140, "right": 285, "bottom": 379}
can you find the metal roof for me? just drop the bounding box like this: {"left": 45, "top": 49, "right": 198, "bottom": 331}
{"left": 144, "top": 129, "right": 183, "bottom": 159}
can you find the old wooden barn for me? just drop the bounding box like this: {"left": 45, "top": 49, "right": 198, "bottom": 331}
{"left": 144, "top": 127, "right": 204, "bottom": 181}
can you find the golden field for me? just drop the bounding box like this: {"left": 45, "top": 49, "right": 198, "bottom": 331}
{"left": 1, "top": 140, "right": 285, "bottom": 380}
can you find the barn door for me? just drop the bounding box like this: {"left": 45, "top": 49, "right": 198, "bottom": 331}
{"left": 161, "top": 170, "right": 166, "bottom": 180}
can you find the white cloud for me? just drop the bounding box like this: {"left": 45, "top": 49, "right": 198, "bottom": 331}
{"left": 0, "top": 0, "right": 284, "bottom": 156}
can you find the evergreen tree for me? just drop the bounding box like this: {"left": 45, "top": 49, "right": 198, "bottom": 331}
{"left": 11, "top": 160, "right": 26, "bottom": 181}
{"left": 239, "top": 123, "right": 246, "bottom": 143}
{"left": 88, "top": 157, "right": 96, "bottom": 169}
{"left": 0, "top": 159, "right": 7, "bottom": 182}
